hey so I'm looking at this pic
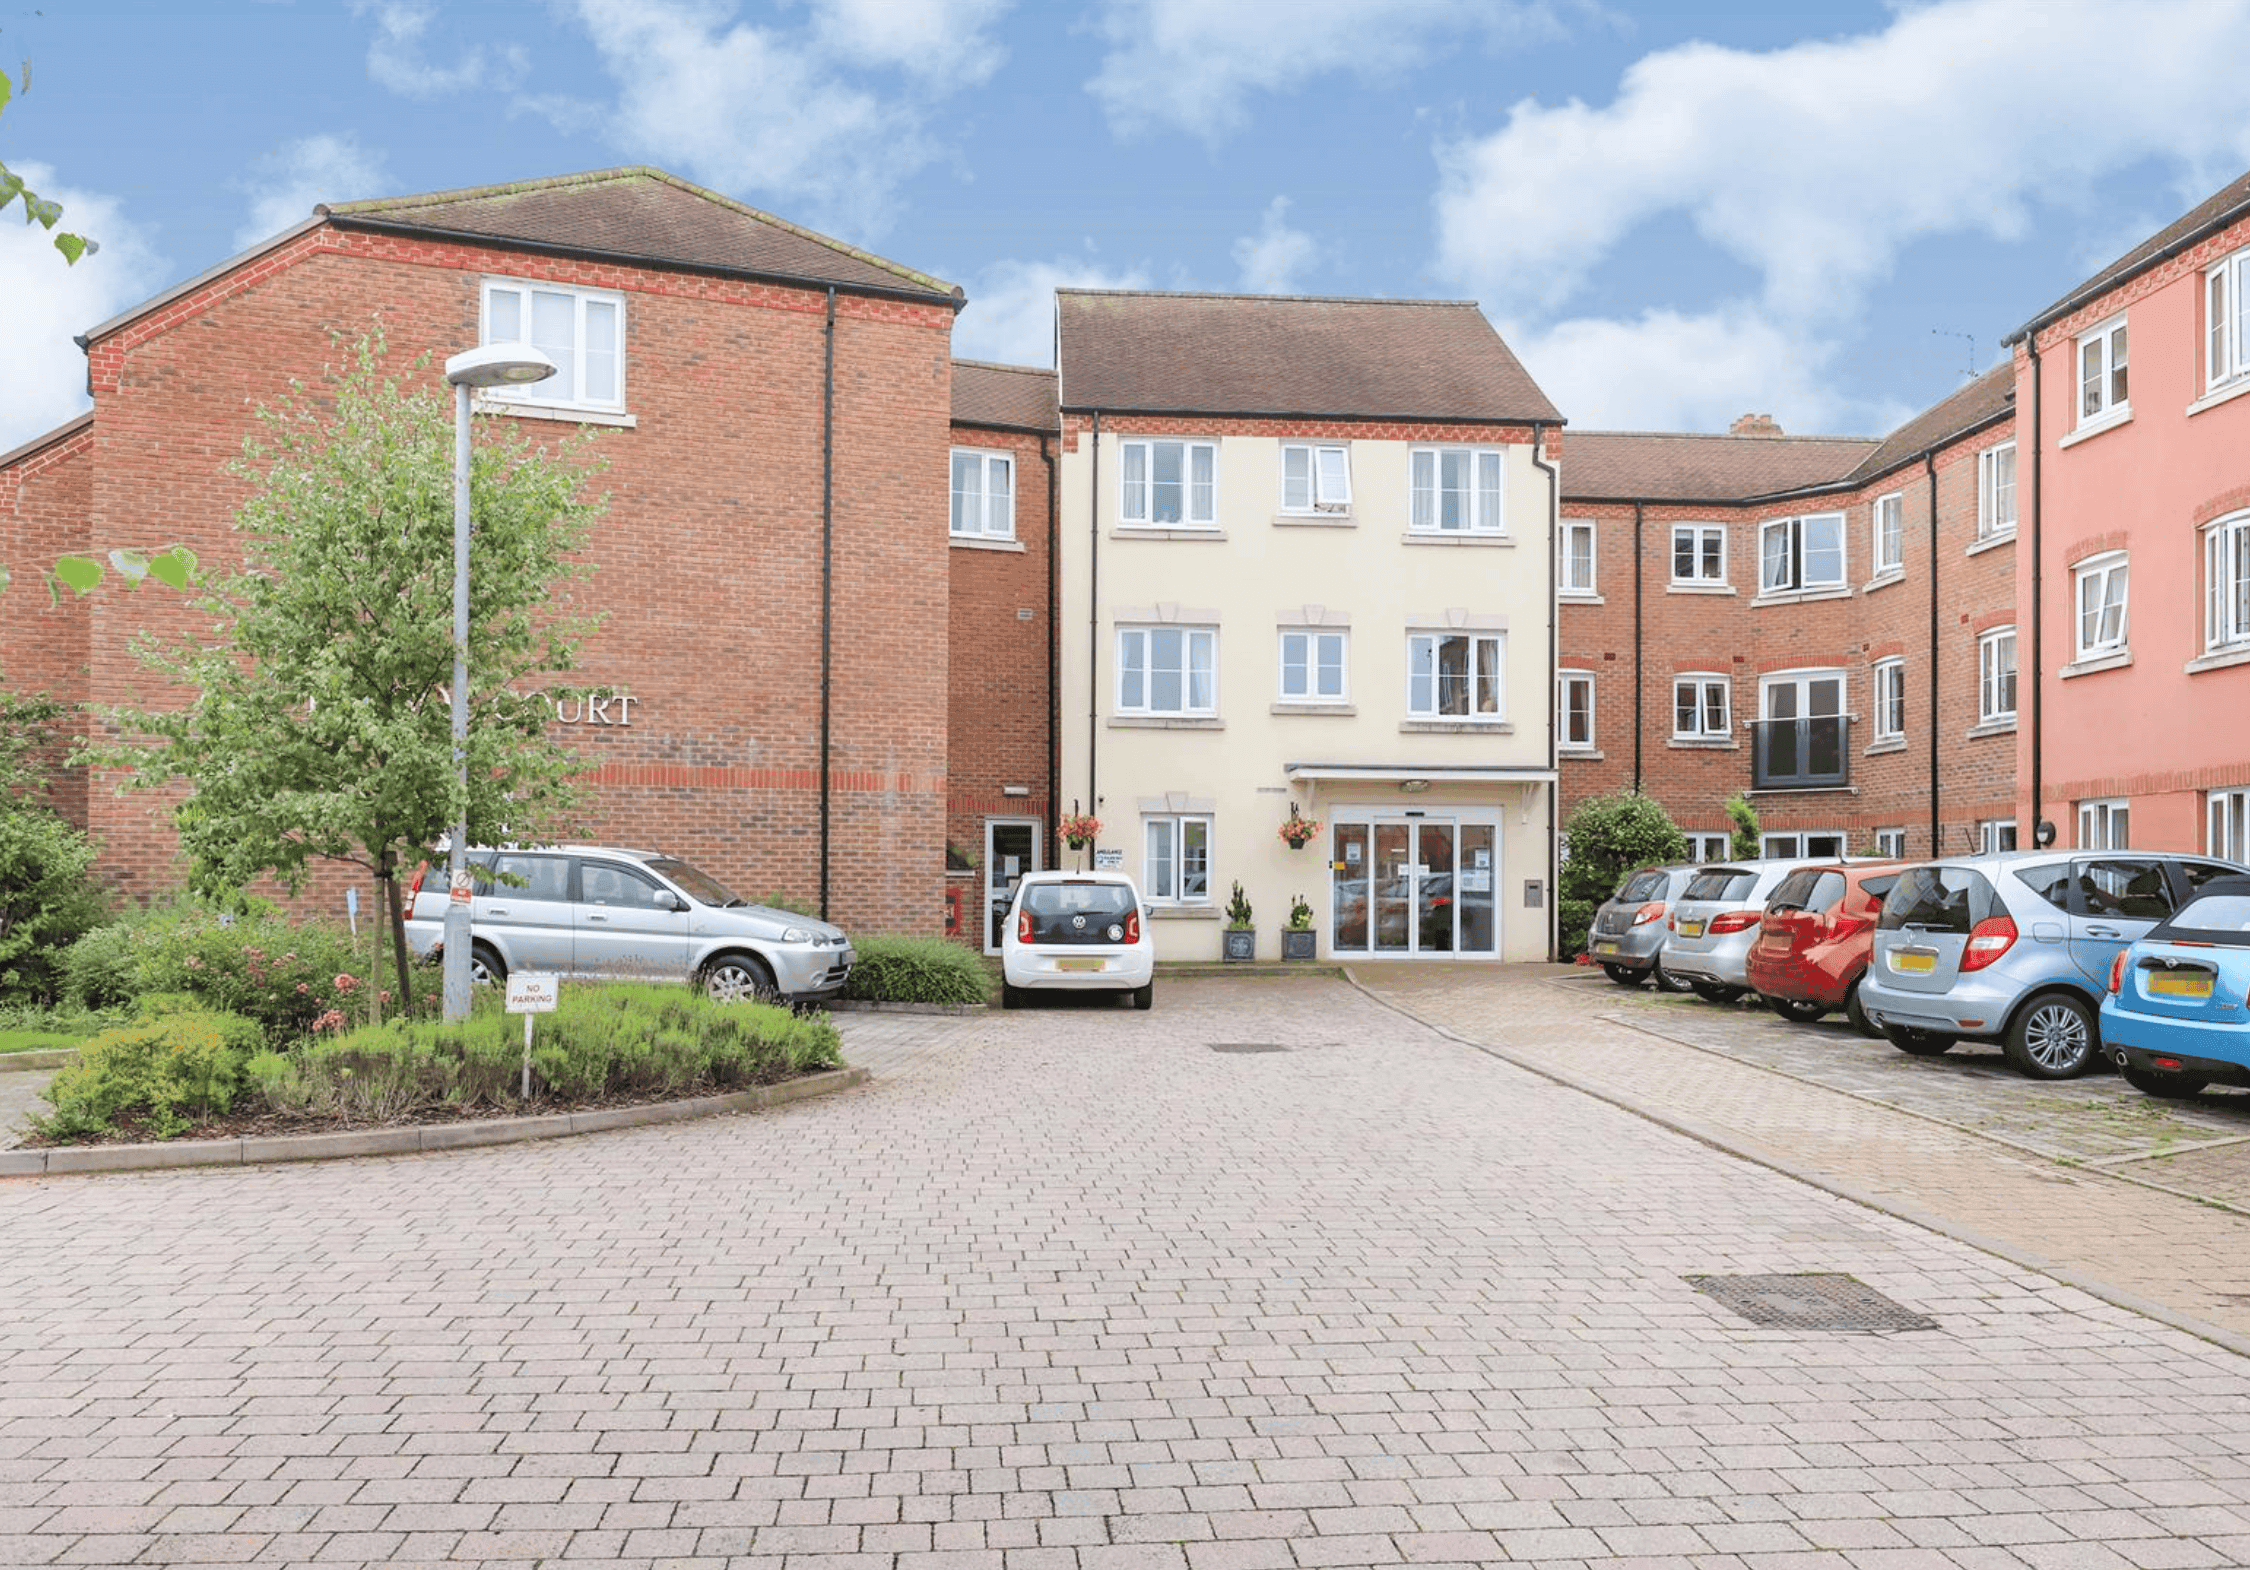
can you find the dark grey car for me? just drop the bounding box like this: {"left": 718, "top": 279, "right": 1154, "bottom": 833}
{"left": 1585, "top": 864, "right": 1700, "bottom": 990}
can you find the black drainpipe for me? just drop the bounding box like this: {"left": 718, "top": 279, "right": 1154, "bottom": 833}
{"left": 2024, "top": 336, "right": 2043, "bottom": 848}
{"left": 819, "top": 286, "right": 836, "bottom": 922}
{"left": 1925, "top": 450, "right": 1941, "bottom": 856}
{"left": 1087, "top": 412, "right": 1102, "bottom": 824}
{"left": 1041, "top": 432, "right": 1059, "bottom": 869}
{"left": 1530, "top": 421, "right": 1560, "bottom": 962}
{"left": 1632, "top": 500, "right": 1645, "bottom": 793}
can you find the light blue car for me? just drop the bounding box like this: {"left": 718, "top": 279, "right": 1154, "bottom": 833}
{"left": 2099, "top": 873, "right": 2250, "bottom": 1099}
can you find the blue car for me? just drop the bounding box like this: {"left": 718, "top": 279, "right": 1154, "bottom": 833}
{"left": 2099, "top": 873, "right": 2250, "bottom": 1098}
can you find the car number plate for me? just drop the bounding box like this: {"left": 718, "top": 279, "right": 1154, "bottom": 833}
{"left": 1678, "top": 920, "right": 1705, "bottom": 939}
{"left": 1761, "top": 934, "right": 1789, "bottom": 951}
{"left": 1055, "top": 957, "right": 1106, "bottom": 973}
{"left": 1891, "top": 949, "right": 1937, "bottom": 975}
{"left": 2148, "top": 971, "right": 2213, "bottom": 1000}
{"left": 1593, "top": 940, "right": 1620, "bottom": 956}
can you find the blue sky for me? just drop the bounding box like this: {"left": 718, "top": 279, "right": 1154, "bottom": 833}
{"left": 7, "top": 0, "right": 2250, "bottom": 457}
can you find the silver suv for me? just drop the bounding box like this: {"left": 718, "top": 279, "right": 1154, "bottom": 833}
{"left": 403, "top": 845, "right": 855, "bottom": 1004}
{"left": 1585, "top": 864, "right": 1700, "bottom": 990}
{"left": 1860, "top": 849, "right": 2246, "bottom": 1078}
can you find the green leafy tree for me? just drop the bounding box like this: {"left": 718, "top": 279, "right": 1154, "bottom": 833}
{"left": 0, "top": 684, "right": 110, "bottom": 1002}
{"left": 1725, "top": 792, "right": 1760, "bottom": 861}
{"left": 1558, "top": 790, "right": 1690, "bottom": 957}
{"left": 95, "top": 334, "right": 607, "bottom": 1016}
{"left": 0, "top": 64, "right": 98, "bottom": 264}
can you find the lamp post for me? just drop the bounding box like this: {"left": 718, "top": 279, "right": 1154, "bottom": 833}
{"left": 440, "top": 344, "right": 557, "bottom": 1023}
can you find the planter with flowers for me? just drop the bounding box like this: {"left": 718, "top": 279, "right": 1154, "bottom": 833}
{"left": 1281, "top": 894, "right": 1317, "bottom": 961}
{"left": 1059, "top": 812, "right": 1102, "bottom": 870}
{"left": 1222, "top": 881, "right": 1257, "bottom": 962}
{"left": 1277, "top": 804, "right": 1324, "bottom": 851}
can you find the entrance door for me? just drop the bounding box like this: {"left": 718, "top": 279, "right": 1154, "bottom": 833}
{"left": 1332, "top": 815, "right": 1500, "bottom": 957}
{"left": 984, "top": 819, "right": 1041, "bottom": 953}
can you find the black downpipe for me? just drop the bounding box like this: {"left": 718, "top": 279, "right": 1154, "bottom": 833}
{"left": 819, "top": 286, "right": 836, "bottom": 921}
{"left": 1632, "top": 501, "right": 1645, "bottom": 793}
{"left": 2025, "top": 337, "right": 2043, "bottom": 847}
{"left": 1041, "top": 432, "right": 1059, "bottom": 870}
{"left": 1530, "top": 421, "right": 1560, "bottom": 962}
{"left": 1087, "top": 413, "right": 1102, "bottom": 826}
{"left": 1926, "top": 450, "right": 1941, "bottom": 856}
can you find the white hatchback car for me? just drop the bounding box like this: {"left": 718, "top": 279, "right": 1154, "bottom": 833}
{"left": 1001, "top": 870, "right": 1155, "bottom": 1010}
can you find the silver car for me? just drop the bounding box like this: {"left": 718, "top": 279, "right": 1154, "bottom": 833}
{"left": 404, "top": 845, "right": 855, "bottom": 1003}
{"left": 1658, "top": 862, "right": 1808, "bottom": 1002}
{"left": 1859, "top": 849, "right": 2247, "bottom": 1078}
{"left": 1585, "top": 864, "right": 1700, "bottom": 990}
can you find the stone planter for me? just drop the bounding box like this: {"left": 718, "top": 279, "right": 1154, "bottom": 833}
{"left": 1280, "top": 928, "right": 1317, "bottom": 961}
{"left": 1222, "top": 928, "right": 1257, "bottom": 963}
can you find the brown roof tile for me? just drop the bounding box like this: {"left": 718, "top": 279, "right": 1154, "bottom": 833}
{"left": 323, "top": 167, "right": 959, "bottom": 302}
{"left": 952, "top": 360, "right": 1058, "bottom": 432}
{"left": 1841, "top": 364, "right": 2014, "bottom": 485}
{"left": 1055, "top": 290, "right": 1562, "bottom": 423}
{"left": 1562, "top": 431, "right": 1878, "bottom": 504}
{"left": 2012, "top": 167, "right": 2250, "bottom": 341}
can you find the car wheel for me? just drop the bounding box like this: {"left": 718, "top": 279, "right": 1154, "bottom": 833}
{"left": 1652, "top": 961, "right": 1694, "bottom": 994}
{"left": 1130, "top": 982, "right": 1154, "bottom": 1011}
{"left": 1689, "top": 980, "right": 1744, "bottom": 1004}
{"left": 702, "top": 952, "right": 779, "bottom": 1005}
{"left": 1884, "top": 1024, "right": 1956, "bottom": 1056}
{"left": 2120, "top": 1064, "right": 2209, "bottom": 1099}
{"left": 2005, "top": 991, "right": 2099, "bottom": 1080}
{"left": 1844, "top": 978, "right": 1880, "bottom": 1038}
{"left": 1001, "top": 981, "right": 1025, "bottom": 1010}
{"left": 469, "top": 942, "right": 506, "bottom": 987}
{"left": 1601, "top": 962, "right": 1641, "bottom": 986}
{"left": 1765, "top": 995, "right": 1826, "bottom": 1023}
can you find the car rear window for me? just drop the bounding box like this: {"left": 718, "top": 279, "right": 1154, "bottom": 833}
{"left": 1879, "top": 866, "right": 1997, "bottom": 933}
{"left": 1769, "top": 869, "right": 1845, "bottom": 912}
{"left": 2163, "top": 894, "right": 2250, "bottom": 933}
{"left": 1683, "top": 869, "right": 1755, "bottom": 901}
{"left": 1859, "top": 873, "right": 1901, "bottom": 904}
{"left": 1021, "top": 881, "right": 1137, "bottom": 917}
{"left": 1618, "top": 870, "right": 1668, "bottom": 902}
{"left": 2011, "top": 861, "right": 2073, "bottom": 910}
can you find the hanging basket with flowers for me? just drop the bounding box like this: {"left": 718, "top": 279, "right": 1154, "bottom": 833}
{"left": 1277, "top": 804, "right": 1324, "bottom": 850}
{"left": 1059, "top": 812, "right": 1103, "bottom": 850}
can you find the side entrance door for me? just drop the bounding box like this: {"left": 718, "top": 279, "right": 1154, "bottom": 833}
{"left": 985, "top": 819, "right": 1042, "bottom": 953}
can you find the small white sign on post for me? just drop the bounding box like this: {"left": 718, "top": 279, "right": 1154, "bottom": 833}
{"left": 1093, "top": 848, "right": 1124, "bottom": 870}
{"left": 505, "top": 973, "right": 559, "bottom": 1100}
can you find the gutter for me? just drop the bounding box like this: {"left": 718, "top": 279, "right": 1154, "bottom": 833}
{"left": 1530, "top": 421, "right": 1560, "bottom": 963}
{"left": 1632, "top": 501, "right": 1644, "bottom": 793}
{"left": 1926, "top": 450, "right": 1941, "bottom": 855}
{"left": 819, "top": 286, "right": 836, "bottom": 921}
{"left": 1087, "top": 412, "right": 1101, "bottom": 829}
{"left": 2025, "top": 334, "right": 2043, "bottom": 846}
{"left": 1041, "top": 431, "right": 1059, "bottom": 871}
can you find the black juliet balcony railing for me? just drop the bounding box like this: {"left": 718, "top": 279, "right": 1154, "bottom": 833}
{"left": 1752, "top": 715, "right": 1851, "bottom": 790}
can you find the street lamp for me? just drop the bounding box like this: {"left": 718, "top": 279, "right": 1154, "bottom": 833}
{"left": 440, "top": 343, "right": 557, "bottom": 1023}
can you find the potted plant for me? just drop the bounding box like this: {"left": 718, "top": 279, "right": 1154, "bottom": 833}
{"left": 1281, "top": 893, "right": 1317, "bottom": 961}
{"left": 1222, "top": 880, "right": 1256, "bottom": 962}
{"left": 1058, "top": 811, "right": 1102, "bottom": 870}
{"left": 1277, "top": 803, "right": 1323, "bottom": 850}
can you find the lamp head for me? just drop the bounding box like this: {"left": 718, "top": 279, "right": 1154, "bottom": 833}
{"left": 445, "top": 343, "right": 559, "bottom": 389}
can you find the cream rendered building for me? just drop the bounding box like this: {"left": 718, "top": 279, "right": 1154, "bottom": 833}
{"left": 1054, "top": 291, "right": 1564, "bottom": 963}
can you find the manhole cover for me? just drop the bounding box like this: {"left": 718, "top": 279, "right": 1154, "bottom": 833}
{"left": 1210, "top": 1043, "right": 1288, "bottom": 1054}
{"left": 1686, "top": 1273, "right": 1937, "bottom": 1332}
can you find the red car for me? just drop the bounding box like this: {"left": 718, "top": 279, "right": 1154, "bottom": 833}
{"left": 1743, "top": 862, "right": 1905, "bottom": 1036}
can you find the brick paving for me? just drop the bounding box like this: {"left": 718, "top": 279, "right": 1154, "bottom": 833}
{"left": 0, "top": 976, "right": 2247, "bottom": 1568}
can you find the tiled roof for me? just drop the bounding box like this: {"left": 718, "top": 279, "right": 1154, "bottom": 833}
{"left": 323, "top": 167, "right": 959, "bottom": 302}
{"left": 1562, "top": 431, "right": 1879, "bottom": 504}
{"left": 951, "top": 360, "right": 1058, "bottom": 432}
{"left": 2011, "top": 167, "right": 2250, "bottom": 342}
{"left": 1055, "top": 291, "right": 1562, "bottom": 423}
{"left": 1840, "top": 364, "right": 2014, "bottom": 486}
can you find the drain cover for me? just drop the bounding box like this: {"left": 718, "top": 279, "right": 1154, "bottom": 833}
{"left": 1686, "top": 1273, "right": 1937, "bottom": 1332}
{"left": 1210, "top": 1042, "right": 1288, "bottom": 1054}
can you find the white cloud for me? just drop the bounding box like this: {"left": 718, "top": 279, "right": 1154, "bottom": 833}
{"left": 232, "top": 135, "right": 390, "bottom": 251}
{"left": 1231, "top": 197, "right": 1319, "bottom": 294}
{"left": 356, "top": 0, "right": 530, "bottom": 99}
{"left": 0, "top": 167, "right": 166, "bottom": 455}
{"left": 811, "top": 0, "right": 1011, "bottom": 85}
{"left": 952, "top": 257, "right": 1154, "bottom": 366}
{"left": 1505, "top": 306, "right": 1859, "bottom": 434}
{"left": 1089, "top": 0, "right": 1566, "bottom": 141}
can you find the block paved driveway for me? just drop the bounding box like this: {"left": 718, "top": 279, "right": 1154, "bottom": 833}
{"left": 4, "top": 976, "right": 2250, "bottom": 1569}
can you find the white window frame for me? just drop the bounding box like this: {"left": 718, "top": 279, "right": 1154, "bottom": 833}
{"left": 2079, "top": 798, "right": 2130, "bottom": 850}
{"left": 1116, "top": 626, "right": 1218, "bottom": 717}
{"left": 1406, "top": 632, "right": 1505, "bottom": 720}
{"left": 1872, "top": 492, "right": 1904, "bottom": 576}
{"left": 2077, "top": 315, "right": 2129, "bottom": 427}
{"left": 1558, "top": 670, "right": 1594, "bottom": 750}
{"left": 1978, "top": 819, "right": 2018, "bottom": 854}
{"left": 2208, "top": 248, "right": 2250, "bottom": 392}
{"left": 2207, "top": 511, "right": 2250, "bottom": 653}
{"left": 1978, "top": 627, "right": 2017, "bottom": 724}
{"left": 1143, "top": 814, "right": 1212, "bottom": 905}
{"left": 2072, "top": 551, "right": 2129, "bottom": 661}
{"left": 1872, "top": 658, "right": 1906, "bottom": 742}
{"left": 2209, "top": 787, "right": 2250, "bottom": 861}
{"left": 1119, "top": 438, "right": 1218, "bottom": 529}
{"left": 1685, "top": 831, "right": 1731, "bottom": 862}
{"left": 1277, "top": 629, "right": 1348, "bottom": 704}
{"left": 1280, "top": 443, "right": 1351, "bottom": 514}
{"left": 1977, "top": 442, "right": 2017, "bottom": 540}
{"left": 1672, "top": 674, "right": 1731, "bottom": 741}
{"left": 1874, "top": 828, "right": 1907, "bottom": 858}
{"left": 949, "top": 448, "right": 1015, "bottom": 539}
{"left": 1671, "top": 523, "right": 1727, "bottom": 586}
{"left": 1408, "top": 447, "right": 1506, "bottom": 535}
{"left": 480, "top": 276, "right": 625, "bottom": 411}
{"left": 1559, "top": 519, "right": 1598, "bottom": 596}
{"left": 1758, "top": 512, "right": 1846, "bottom": 594}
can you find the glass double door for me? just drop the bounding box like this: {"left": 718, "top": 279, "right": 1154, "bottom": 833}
{"left": 1332, "top": 815, "right": 1497, "bottom": 957}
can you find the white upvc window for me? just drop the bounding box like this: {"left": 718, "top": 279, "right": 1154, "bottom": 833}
{"left": 481, "top": 277, "right": 624, "bottom": 410}
{"left": 1873, "top": 658, "right": 1906, "bottom": 741}
{"left": 1686, "top": 831, "right": 1731, "bottom": 862}
{"left": 1673, "top": 674, "right": 1730, "bottom": 740}
{"left": 2210, "top": 788, "right": 2250, "bottom": 861}
{"left": 1277, "top": 629, "right": 1347, "bottom": 703}
{"left": 1872, "top": 492, "right": 1904, "bottom": 575}
{"left": 2079, "top": 798, "right": 2130, "bottom": 850}
{"left": 1559, "top": 519, "right": 1597, "bottom": 595}
{"left": 1874, "top": 827, "right": 1907, "bottom": 858}
{"left": 1117, "top": 626, "right": 1216, "bottom": 716}
{"left": 1558, "top": 670, "right": 1594, "bottom": 750}
{"left": 1120, "top": 439, "right": 1218, "bottom": 528}
{"left": 2207, "top": 512, "right": 2250, "bottom": 653}
{"left": 2077, "top": 316, "right": 2129, "bottom": 426}
{"left": 1979, "top": 819, "right": 2018, "bottom": 854}
{"left": 1978, "top": 627, "right": 2017, "bottom": 723}
{"left": 1759, "top": 512, "right": 1846, "bottom": 593}
{"left": 1407, "top": 632, "right": 1504, "bottom": 719}
{"left": 1977, "top": 442, "right": 2017, "bottom": 539}
{"left": 1409, "top": 447, "right": 1505, "bottom": 534}
{"left": 1143, "top": 815, "right": 1211, "bottom": 904}
{"left": 2209, "top": 248, "right": 2250, "bottom": 391}
{"left": 949, "top": 449, "right": 1014, "bottom": 538}
{"left": 2073, "top": 552, "right": 2129, "bottom": 660}
{"left": 1280, "top": 443, "right": 1351, "bottom": 513}
{"left": 1762, "top": 831, "right": 1846, "bottom": 859}
{"left": 1671, "top": 523, "right": 1726, "bottom": 585}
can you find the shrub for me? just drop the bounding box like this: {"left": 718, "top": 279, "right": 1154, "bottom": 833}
{"left": 31, "top": 1005, "right": 262, "bottom": 1141}
{"left": 60, "top": 896, "right": 369, "bottom": 1041}
{"left": 0, "top": 808, "right": 112, "bottom": 1005}
{"left": 1725, "top": 792, "right": 1761, "bottom": 861}
{"left": 839, "top": 935, "right": 991, "bottom": 1006}
{"left": 1559, "top": 790, "right": 1691, "bottom": 958}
